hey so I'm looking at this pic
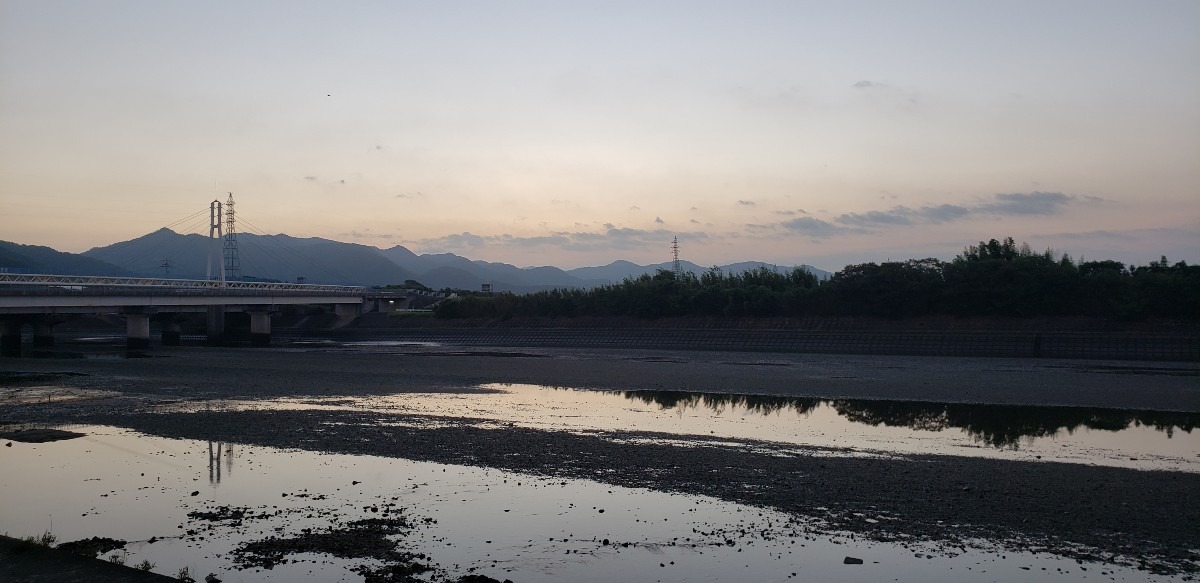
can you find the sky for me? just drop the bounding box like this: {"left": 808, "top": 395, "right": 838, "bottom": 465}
{"left": 1, "top": 1, "right": 1197, "bottom": 272}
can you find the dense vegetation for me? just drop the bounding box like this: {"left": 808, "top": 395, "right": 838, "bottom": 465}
{"left": 434, "top": 238, "right": 1199, "bottom": 321}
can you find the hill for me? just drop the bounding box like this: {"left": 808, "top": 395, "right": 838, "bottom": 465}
{"left": 0, "top": 240, "right": 126, "bottom": 276}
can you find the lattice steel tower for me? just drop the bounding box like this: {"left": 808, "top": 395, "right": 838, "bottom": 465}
{"left": 223, "top": 192, "right": 242, "bottom": 281}
{"left": 671, "top": 236, "right": 683, "bottom": 278}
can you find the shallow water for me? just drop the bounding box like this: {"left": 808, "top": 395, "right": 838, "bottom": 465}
{"left": 167, "top": 383, "right": 1200, "bottom": 473}
{"left": 0, "top": 425, "right": 1173, "bottom": 582}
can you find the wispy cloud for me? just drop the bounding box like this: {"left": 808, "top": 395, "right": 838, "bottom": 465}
{"left": 410, "top": 226, "right": 713, "bottom": 254}
{"left": 832, "top": 192, "right": 1080, "bottom": 229}
{"left": 737, "top": 200, "right": 756, "bottom": 206}
{"left": 977, "top": 192, "right": 1073, "bottom": 215}
{"left": 779, "top": 216, "right": 846, "bottom": 238}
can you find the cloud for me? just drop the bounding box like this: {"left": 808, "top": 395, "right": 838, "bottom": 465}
{"left": 655, "top": 216, "right": 665, "bottom": 224}
{"left": 774, "top": 210, "right": 797, "bottom": 216}
{"left": 830, "top": 193, "right": 1078, "bottom": 230}
{"left": 339, "top": 230, "right": 394, "bottom": 241}
{"left": 629, "top": 206, "right": 641, "bottom": 211}
{"left": 837, "top": 208, "right": 916, "bottom": 227}
{"left": 852, "top": 80, "right": 885, "bottom": 89}
{"left": 737, "top": 200, "right": 755, "bottom": 206}
{"left": 921, "top": 204, "right": 971, "bottom": 222}
{"left": 977, "top": 192, "right": 1073, "bottom": 215}
{"left": 395, "top": 191, "right": 423, "bottom": 199}
{"left": 410, "top": 227, "right": 714, "bottom": 255}
{"left": 780, "top": 217, "right": 845, "bottom": 238}
{"left": 303, "top": 176, "right": 318, "bottom": 182}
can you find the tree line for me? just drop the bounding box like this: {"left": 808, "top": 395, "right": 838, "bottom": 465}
{"left": 433, "top": 237, "right": 1199, "bottom": 320}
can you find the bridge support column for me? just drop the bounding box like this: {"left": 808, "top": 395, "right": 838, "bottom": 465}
{"left": 249, "top": 311, "right": 271, "bottom": 347}
{"left": 162, "top": 321, "right": 181, "bottom": 346}
{"left": 126, "top": 313, "right": 150, "bottom": 350}
{"left": 334, "top": 303, "right": 361, "bottom": 318}
{"left": 1, "top": 320, "right": 21, "bottom": 357}
{"left": 206, "top": 306, "right": 226, "bottom": 346}
{"left": 32, "top": 320, "right": 54, "bottom": 348}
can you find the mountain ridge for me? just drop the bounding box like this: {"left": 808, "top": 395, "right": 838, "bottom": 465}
{"left": 3, "top": 230, "right": 832, "bottom": 291}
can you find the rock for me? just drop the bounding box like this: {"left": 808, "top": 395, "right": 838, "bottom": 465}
{"left": 843, "top": 556, "right": 864, "bottom": 565}
{"left": 205, "top": 574, "right": 222, "bottom": 583}
{"left": 190, "top": 491, "right": 200, "bottom": 496}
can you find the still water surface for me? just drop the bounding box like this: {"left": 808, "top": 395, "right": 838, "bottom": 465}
{"left": 171, "top": 383, "right": 1200, "bottom": 473}
{"left": 0, "top": 425, "right": 1174, "bottom": 582}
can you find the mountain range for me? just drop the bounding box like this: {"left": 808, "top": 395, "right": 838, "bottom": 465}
{"left": 1, "top": 230, "right": 830, "bottom": 292}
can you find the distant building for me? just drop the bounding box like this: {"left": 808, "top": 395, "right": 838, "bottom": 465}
{"left": 481, "top": 283, "right": 493, "bottom": 293}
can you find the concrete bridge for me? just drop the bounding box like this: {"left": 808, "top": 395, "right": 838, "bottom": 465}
{"left": 0, "top": 273, "right": 369, "bottom": 354}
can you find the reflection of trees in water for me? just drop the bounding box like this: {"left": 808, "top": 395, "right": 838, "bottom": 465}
{"left": 623, "top": 391, "right": 821, "bottom": 417}
{"left": 622, "top": 391, "right": 1198, "bottom": 449}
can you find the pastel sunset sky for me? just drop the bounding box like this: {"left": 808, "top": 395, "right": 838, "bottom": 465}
{"left": 2, "top": 1, "right": 1197, "bottom": 270}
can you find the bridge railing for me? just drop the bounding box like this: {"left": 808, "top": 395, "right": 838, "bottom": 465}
{"left": 0, "top": 274, "right": 365, "bottom": 296}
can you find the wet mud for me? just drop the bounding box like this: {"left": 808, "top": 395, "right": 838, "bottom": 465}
{"left": 88, "top": 407, "right": 1200, "bottom": 576}
{"left": 3, "top": 344, "right": 1199, "bottom": 579}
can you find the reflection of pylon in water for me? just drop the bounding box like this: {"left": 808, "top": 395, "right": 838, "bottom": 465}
{"left": 223, "top": 193, "right": 241, "bottom": 281}
{"left": 208, "top": 441, "right": 221, "bottom": 484}
{"left": 208, "top": 441, "right": 233, "bottom": 485}
{"left": 671, "top": 236, "right": 683, "bottom": 278}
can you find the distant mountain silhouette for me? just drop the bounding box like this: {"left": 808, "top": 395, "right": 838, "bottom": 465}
{"left": 5, "top": 229, "right": 831, "bottom": 290}
{"left": 379, "top": 245, "right": 609, "bottom": 292}
{"left": 82, "top": 229, "right": 414, "bottom": 286}
{"left": 0, "top": 240, "right": 125, "bottom": 276}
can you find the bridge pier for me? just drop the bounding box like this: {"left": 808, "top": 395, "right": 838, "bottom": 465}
{"left": 126, "top": 313, "right": 150, "bottom": 350}
{"left": 249, "top": 311, "right": 271, "bottom": 347}
{"left": 1, "top": 319, "right": 21, "bottom": 357}
{"left": 206, "top": 306, "right": 226, "bottom": 346}
{"left": 32, "top": 320, "right": 55, "bottom": 348}
{"left": 162, "top": 320, "right": 181, "bottom": 346}
{"left": 334, "top": 303, "right": 362, "bottom": 319}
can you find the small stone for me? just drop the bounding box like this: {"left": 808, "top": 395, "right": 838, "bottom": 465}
{"left": 843, "top": 557, "right": 864, "bottom": 565}
{"left": 190, "top": 491, "right": 199, "bottom": 496}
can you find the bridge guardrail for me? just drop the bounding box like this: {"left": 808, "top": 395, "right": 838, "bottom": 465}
{"left": 0, "top": 274, "right": 365, "bottom": 296}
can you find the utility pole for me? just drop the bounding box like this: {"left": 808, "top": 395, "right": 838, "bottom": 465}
{"left": 160, "top": 259, "right": 174, "bottom": 277}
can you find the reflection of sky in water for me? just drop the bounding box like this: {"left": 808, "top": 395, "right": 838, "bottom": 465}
{"left": 166, "top": 384, "right": 1200, "bottom": 473}
{"left": 0, "top": 426, "right": 1175, "bottom": 583}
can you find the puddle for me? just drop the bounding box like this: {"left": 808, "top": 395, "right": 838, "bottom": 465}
{"left": 0, "top": 425, "right": 1176, "bottom": 582}
{"left": 162, "top": 384, "right": 1200, "bottom": 473}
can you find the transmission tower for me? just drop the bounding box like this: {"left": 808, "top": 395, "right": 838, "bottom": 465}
{"left": 223, "top": 192, "right": 242, "bottom": 281}
{"left": 160, "top": 258, "right": 174, "bottom": 277}
{"left": 671, "top": 236, "right": 683, "bottom": 279}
